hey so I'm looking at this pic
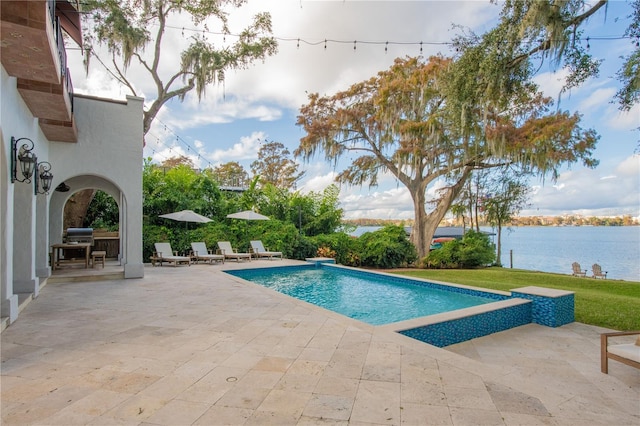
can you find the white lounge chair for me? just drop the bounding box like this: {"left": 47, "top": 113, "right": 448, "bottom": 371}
{"left": 216, "top": 241, "right": 251, "bottom": 262}
{"left": 153, "top": 242, "right": 191, "bottom": 267}
{"left": 601, "top": 331, "right": 640, "bottom": 373}
{"left": 191, "top": 242, "right": 224, "bottom": 264}
{"left": 250, "top": 240, "right": 283, "bottom": 260}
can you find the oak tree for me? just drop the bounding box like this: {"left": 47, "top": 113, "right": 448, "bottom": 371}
{"left": 457, "top": 0, "right": 638, "bottom": 111}
{"left": 211, "top": 161, "right": 249, "bottom": 188}
{"left": 251, "top": 141, "right": 305, "bottom": 189}
{"left": 83, "top": 0, "right": 278, "bottom": 136}
{"left": 296, "top": 56, "right": 598, "bottom": 258}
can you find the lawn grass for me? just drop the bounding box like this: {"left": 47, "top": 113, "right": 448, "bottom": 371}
{"left": 388, "top": 267, "right": 640, "bottom": 331}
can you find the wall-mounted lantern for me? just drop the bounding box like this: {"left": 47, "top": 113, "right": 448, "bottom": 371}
{"left": 34, "top": 161, "right": 54, "bottom": 195}
{"left": 10, "top": 137, "right": 37, "bottom": 183}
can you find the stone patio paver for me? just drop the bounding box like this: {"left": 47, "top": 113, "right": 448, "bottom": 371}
{"left": 1, "top": 260, "right": 638, "bottom": 425}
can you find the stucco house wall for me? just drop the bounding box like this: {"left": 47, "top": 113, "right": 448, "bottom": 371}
{"left": 1, "top": 66, "right": 144, "bottom": 327}
{"left": 49, "top": 94, "right": 145, "bottom": 279}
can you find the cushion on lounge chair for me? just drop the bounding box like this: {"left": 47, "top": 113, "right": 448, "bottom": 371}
{"left": 601, "top": 331, "right": 640, "bottom": 373}
{"left": 608, "top": 344, "right": 640, "bottom": 363}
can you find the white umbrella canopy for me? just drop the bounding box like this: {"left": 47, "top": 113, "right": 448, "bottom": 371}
{"left": 226, "top": 210, "right": 270, "bottom": 221}
{"left": 160, "top": 209, "right": 212, "bottom": 223}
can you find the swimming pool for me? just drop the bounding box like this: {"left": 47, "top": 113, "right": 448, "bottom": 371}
{"left": 226, "top": 264, "right": 505, "bottom": 326}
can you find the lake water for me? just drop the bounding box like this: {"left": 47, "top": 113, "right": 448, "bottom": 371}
{"left": 351, "top": 226, "right": 640, "bottom": 282}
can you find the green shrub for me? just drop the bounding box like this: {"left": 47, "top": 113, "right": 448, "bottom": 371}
{"left": 290, "top": 235, "right": 318, "bottom": 260}
{"left": 423, "top": 240, "right": 460, "bottom": 268}
{"left": 244, "top": 221, "right": 300, "bottom": 258}
{"left": 423, "top": 230, "right": 495, "bottom": 269}
{"left": 358, "top": 225, "right": 417, "bottom": 268}
{"left": 311, "top": 232, "right": 360, "bottom": 265}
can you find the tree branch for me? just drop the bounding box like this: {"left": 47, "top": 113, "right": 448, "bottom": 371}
{"left": 509, "top": 0, "right": 608, "bottom": 68}
{"left": 111, "top": 54, "right": 138, "bottom": 96}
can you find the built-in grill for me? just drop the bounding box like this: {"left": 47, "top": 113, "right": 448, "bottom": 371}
{"left": 65, "top": 228, "right": 94, "bottom": 245}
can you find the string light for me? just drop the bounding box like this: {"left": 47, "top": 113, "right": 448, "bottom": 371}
{"left": 74, "top": 21, "right": 631, "bottom": 172}
{"left": 147, "top": 118, "right": 221, "bottom": 171}
{"left": 159, "top": 22, "right": 628, "bottom": 52}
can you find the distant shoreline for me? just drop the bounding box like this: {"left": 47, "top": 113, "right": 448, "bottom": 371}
{"left": 343, "top": 217, "right": 639, "bottom": 227}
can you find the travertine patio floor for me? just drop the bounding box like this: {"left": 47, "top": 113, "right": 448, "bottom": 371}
{"left": 1, "top": 260, "right": 638, "bottom": 425}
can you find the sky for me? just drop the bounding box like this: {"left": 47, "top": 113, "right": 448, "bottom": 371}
{"left": 67, "top": 0, "right": 640, "bottom": 220}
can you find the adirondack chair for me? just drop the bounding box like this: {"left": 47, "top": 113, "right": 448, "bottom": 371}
{"left": 572, "top": 262, "right": 587, "bottom": 277}
{"left": 592, "top": 263, "right": 608, "bottom": 279}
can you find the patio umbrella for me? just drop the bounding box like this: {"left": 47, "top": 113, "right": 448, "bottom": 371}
{"left": 226, "top": 210, "right": 270, "bottom": 221}
{"left": 226, "top": 210, "right": 269, "bottom": 243}
{"left": 160, "top": 209, "right": 213, "bottom": 223}
{"left": 159, "top": 210, "right": 212, "bottom": 229}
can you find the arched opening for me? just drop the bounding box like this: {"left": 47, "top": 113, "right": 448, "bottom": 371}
{"left": 61, "top": 189, "right": 121, "bottom": 262}
{"left": 49, "top": 175, "right": 129, "bottom": 274}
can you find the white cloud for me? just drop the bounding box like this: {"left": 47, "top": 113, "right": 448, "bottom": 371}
{"left": 71, "top": 0, "right": 637, "bottom": 220}
{"left": 208, "top": 132, "right": 264, "bottom": 162}
{"left": 533, "top": 69, "right": 570, "bottom": 100}
{"left": 578, "top": 88, "right": 617, "bottom": 112}
{"left": 298, "top": 171, "right": 338, "bottom": 194}
{"left": 339, "top": 185, "right": 413, "bottom": 220}
{"left": 523, "top": 155, "right": 640, "bottom": 216}
{"left": 606, "top": 103, "right": 640, "bottom": 131}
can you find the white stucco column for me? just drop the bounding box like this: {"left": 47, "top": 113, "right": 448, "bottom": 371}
{"left": 35, "top": 194, "right": 51, "bottom": 279}
{"left": 0, "top": 136, "right": 19, "bottom": 323}
{"left": 12, "top": 182, "right": 38, "bottom": 297}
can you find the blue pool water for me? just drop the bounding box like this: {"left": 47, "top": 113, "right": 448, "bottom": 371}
{"left": 226, "top": 265, "right": 499, "bottom": 326}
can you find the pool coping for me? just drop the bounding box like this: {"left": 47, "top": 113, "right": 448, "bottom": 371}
{"left": 223, "top": 262, "right": 575, "bottom": 346}
{"left": 377, "top": 298, "right": 531, "bottom": 333}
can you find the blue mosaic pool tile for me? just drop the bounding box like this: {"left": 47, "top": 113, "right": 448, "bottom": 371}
{"left": 510, "top": 291, "right": 574, "bottom": 327}
{"left": 399, "top": 301, "right": 532, "bottom": 347}
{"left": 227, "top": 264, "right": 575, "bottom": 346}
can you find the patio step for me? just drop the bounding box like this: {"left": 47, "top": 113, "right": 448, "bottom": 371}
{"left": 47, "top": 272, "right": 124, "bottom": 284}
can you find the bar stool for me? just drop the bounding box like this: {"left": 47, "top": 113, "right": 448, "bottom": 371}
{"left": 92, "top": 251, "right": 106, "bottom": 268}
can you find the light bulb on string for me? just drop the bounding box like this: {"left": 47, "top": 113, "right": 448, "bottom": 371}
{"left": 353, "top": 40, "right": 357, "bottom": 51}
{"left": 385, "top": 41, "right": 388, "bottom": 53}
